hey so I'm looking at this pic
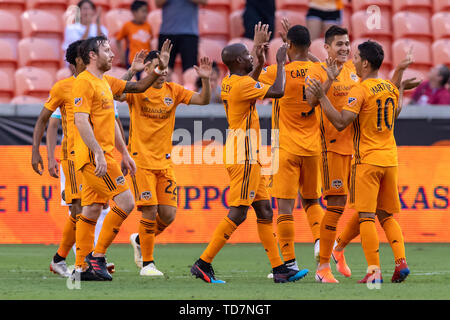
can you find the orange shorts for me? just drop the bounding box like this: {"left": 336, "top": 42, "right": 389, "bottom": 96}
{"left": 131, "top": 166, "right": 177, "bottom": 208}
{"left": 349, "top": 163, "right": 401, "bottom": 213}
{"left": 227, "top": 162, "right": 270, "bottom": 207}
{"left": 79, "top": 153, "right": 129, "bottom": 206}
{"left": 321, "top": 151, "right": 352, "bottom": 199}
{"left": 60, "top": 159, "right": 81, "bottom": 204}
{"left": 270, "top": 148, "right": 322, "bottom": 199}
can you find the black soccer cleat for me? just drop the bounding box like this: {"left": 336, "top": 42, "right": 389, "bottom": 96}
{"left": 70, "top": 265, "right": 102, "bottom": 281}
{"left": 190, "top": 259, "right": 226, "bottom": 284}
{"left": 85, "top": 252, "right": 113, "bottom": 281}
{"left": 273, "top": 264, "right": 306, "bottom": 283}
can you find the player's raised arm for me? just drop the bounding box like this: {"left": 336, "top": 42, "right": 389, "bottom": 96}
{"left": 395, "top": 77, "right": 421, "bottom": 119}
{"left": 122, "top": 39, "right": 172, "bottom": 93}
{"left": 264, "top": 43, "right": 288, "bottom": 99}
{"left": 31, "top": 107, "right": 54, "bottom": 175}
{"left": 189, "top": 57, "right": 212, "bottom": 105}
{"left": 250, "top": 22, "right": 271, "bottom": 81}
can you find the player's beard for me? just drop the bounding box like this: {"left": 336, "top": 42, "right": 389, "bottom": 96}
{"left": 98, "top": 59, "right": 112, "bottom": 73}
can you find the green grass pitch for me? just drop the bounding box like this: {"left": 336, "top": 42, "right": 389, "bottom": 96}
{"left": 0, "top": 243, "right": 449, "bottom": 300}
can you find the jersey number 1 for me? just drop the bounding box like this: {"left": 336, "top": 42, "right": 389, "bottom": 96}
{"left": 376, "top": 97, "right": 395, "bottom": 131}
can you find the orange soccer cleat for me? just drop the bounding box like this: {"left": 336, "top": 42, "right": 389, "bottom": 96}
{"left": 331, "top": 249, "right": 351, "bottom": 278}
{"left": 315, "top": 267, "right": 339, "bottom": 283}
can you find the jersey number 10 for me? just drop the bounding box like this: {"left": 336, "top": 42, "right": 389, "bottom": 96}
{"left": 376, "top": 97, "right": 395, "bottom": 131}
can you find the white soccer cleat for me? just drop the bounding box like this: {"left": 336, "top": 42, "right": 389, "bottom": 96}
{"left": 140, "top": 262, "right": 164, "bottom": 277}
{"left": 314, "top": 239, "right": 320, "bottom": 264}
{"left": 130, "top": 233, "right": 143, "bottom": 269}
{"left": 50, "top": 260, "right": 71, "bottom": 278}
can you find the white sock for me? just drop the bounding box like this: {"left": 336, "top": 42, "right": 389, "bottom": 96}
{"left": 94, "top": 206, "right": 110, "bottom": 245}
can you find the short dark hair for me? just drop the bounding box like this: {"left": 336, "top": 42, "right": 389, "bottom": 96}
{"left": 65, "top": 40, "right": 84, "bottom": 66}
{"left": 79, "top": 35, "right": 109, "bottom": 65}
{"left": 131, "top": 0, "right": 148, "bottom": 12}
{"left": 357, "top": 40, "right": 384, "bottom": 70}
{"left": 144, "top": 50, "right": 160, "bottom": 64}
{"left": 287, "top": 25, "right": 311, "bottom": 48}
{"left": 324, "top": 25, "right": 348, "bottom": 45}
{"left": 77, "top": 0, "right": 96, "bottom": 10}
{"left": 438, "top": 65, "right": 450, "bottom": 86}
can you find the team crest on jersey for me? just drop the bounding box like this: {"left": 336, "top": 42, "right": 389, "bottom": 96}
{"left": 332, "top": 179, "right": 343, "bottom": 189}
{"left": 164, "top": 97, "right": 173, "bottom": 106}
{"left": 350, "top": 73, "right": 358, "bottom": 82}
{"left": 74, "top": 97, "right": 82, "bottom": 107}
{"left": 254, "top": 82, "right": 264, "bottom": 89}
{"left": 116, "top": 176, "right": 125, "bottom": 185}
{"left": 249, "top": 190, "right": 256, "bottom": 200}
{"left": 166, "top": 153, "right": 171, "bottom": 159}
{"left": 348, "top": 97, "right": 357, "bottom": 106}
{"left": 141, "top": 191, "right": 152, "bottom": 200}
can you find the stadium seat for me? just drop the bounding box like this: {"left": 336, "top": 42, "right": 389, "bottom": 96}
{"left": 21, "top": 9, "right": 63, "bottom": 44}
{"left": 198, "top": 8, "right": 229, "bottom": 41}
{"left": 392, "top": 12, "right": 432, "bottom": 43}
{"left": 10, "top": 95, "right": 45, "bottom": 104}
{"left": 198, "top": 38, "right": 226, "bottom": 65}
{"left": 393, "top": 0, "right": 432, "bottom": 20}
{"left": 26, "top": 0, "right": 67, "bottom": 19}
{"left": 342, "top": 7, "right": 352, "bottom": 34}
{"left": 104, "top": 8, "right": 134, "bottom": 37}
{"left": 147, "top": 9, "right": 162, "bottom": 38}
{"left": 0, "top": 69, "right": 14, "bottom": 103}
{"left": 68, "top": 0, "right": 110, "bottom": 12}
{"left": 0, "top": 9, "right": 21, "bottom": 42}
{"left": 229, "top": 9, "right": 244, "bottom": 39}
{"left": 351, "top": 10, "right": 392, "bottom": 41}
{"left": 203, "top": 0, "right": 231, "bottom": 13}
{"left": 431, "top": 39, "right": 450, "bottom": 66}
{"left": 231, "top": 0, "right": 245, "bottom": 11}
{"left": 228, "top": 37, "right": 254, "bottom": 50}
{"left": 18, "top": 37, "right": 61, "bottom": 76}
{"left": 432, "top": 0, "right": 450, "bottom": 12}
{"left": 105, "top": 66, "right": 128, "bottom": 79}
{"left": 267, "top": 37, "right": 285, "bottom": 65}
{"left": 109, "top": 0, "right": 134, "bottom": 10}
{"left": 0, "top": 0, "right": 25, "bottom": 18}
{"left": 276, "top": 0, "right": 309, "bottom": 11}
{"left": 392, "top": 39, "right": 432, "bottom": 75}
{"left": 352, "top": 0, "right": 391, "bottom": 11}
{"left": 14, "top": 67, "right": 54, "bottom": 99}
{"left": 56, "top": 67, "right": 72, "bottom": 81}
{"left": 351, "top": 38, "right": 392, "bottom": 67}
{"left": 0, "top": 38, "right": 17, "bottom": 79}
{"left": 431, "top": 12, "right": 450, "bottom": 40}
{"left": 309, "top": 38, "right": 328, "bottom": 62}
{"left": 182, "top": 67, "right": 198, "bottom": 91}
{"left": 275, "top": 10, "right": 306, "bottom": 37}
{"left": 388, "top": 67, "right": 426, "bottom": 83}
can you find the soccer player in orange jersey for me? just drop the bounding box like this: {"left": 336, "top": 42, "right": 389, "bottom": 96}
{"left": 71, "top": 35, "right": 172, "bottom": 281}
{"left": 191, "top": 39, "right": 305, "bottom": 284}
{"left": 258, "top": 24, "right": 321, "bottom": 279}
{"left": 117, "top": 51, "right": 213, "bottom": 276}
{"left": 307, "top": 40, "right": 414, "bottom": 283}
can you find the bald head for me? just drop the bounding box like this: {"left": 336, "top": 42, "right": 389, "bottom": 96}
{"left": 221, "top": 43, "right": 253, "bottom": 74}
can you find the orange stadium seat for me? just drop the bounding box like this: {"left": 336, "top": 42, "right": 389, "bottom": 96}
{"left": 182, "top": 67, "right": 198, "bottom": 91}
{"left": 351, "top": 10, "right": 392, "bottom": 41}
{"left": 0, "top": 69, "right": 14, "bottom": 103}
{"left": 309, "top": 38, "right": 328, "bottom": 62}
{"left": 10, "top": 95, "right": 45, "bottom": 104}
{"left": 109, "top": 0, "right": 134, "bottom": 10}
{"left": 275, "top": 10, "right": 306, "bottom": 37}
{"left": 431, "top": 39, "right": 450, "bottom": 66}
{"left": 199, "top": 8, "right": 229, "bottom": 41}
{"left": 147, "top": 9, "right": 161, "bottom": 38}
{"left": 0, "top": 38, "right": 17, "bottom": 79}
{"left": 432, "top": 0, "right": 450, "bottom": 12}
{"left": 276, "top": 0, "right": 309, "bottom": 11}
{"left": 229, "top": 9, "right": 244, "bottom": 39}
{"left": 392, "top": 12, "right": 432, "bottom": 43}
{"left": 352, "top": 0, "right": 391, "bottom": 11}
{"left": 392, "top": 39, "right": 432, "bottom": 74}
{"left": 14, "top": 66, "right": 54, "bottom": 99}
{"left": 431, "top": 12, "right": 450, "bottom": 40}
{"left": 231, "top": 0, "right": 245, "bottom": 11}
{"left": 393, "top": 0, "right": 432, "bottom": 19}
{"left": 267, "top": 37, "right": 285, "bottom": 65}
{"left": 104, "top": 8, "right": 134, "bottom": 37}
{"left": 0, "top": 0, "right": 25, "bottom": 18}
{"left": 21, "top": 9, "right": 63, "bottom": 45}
{"left": 351, "top": 38, "right": 392, "bottom": 67}
{"left": 18, "top": 37, "right": 61, "bottom": 76}
{"left": 56, "top": 67, "right": 72, "bottom": 81}
{"left": 26, "top": 0, "right": 68, "bottom": 19}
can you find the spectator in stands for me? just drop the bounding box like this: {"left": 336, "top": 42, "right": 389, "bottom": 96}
{"left": 306, "top": 0, "right": 343, "bottom": 41}
{"left": 410, "top": 64, "right": 450, "bottom": 105}
{"left": 243, "top": 0, "right": 275, "bottom": 41}
{"left": 195, "top": 61, "right": 221, "bottom": 103}
{"left": 116, "top": 1, "right": 152, "bottom": 80}
{"left": 62, "top": 0, "right": 108, "bottom": 51}
{"left": 156, "top": 0, "right": 207, "bottom": 73}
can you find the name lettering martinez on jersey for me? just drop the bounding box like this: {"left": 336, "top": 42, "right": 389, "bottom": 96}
{"left": 369, "top": 82, "right": 395, "bottom": 95}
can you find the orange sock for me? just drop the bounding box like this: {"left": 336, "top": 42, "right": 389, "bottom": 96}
{"left": 319, "top": 206, "right": 344, "bottom": 264}
{"left": 57, "top": 215, "right": 78, "bottom": 258}
{"left": 139, "top": 218, "right": 157, "bottom": 263}
{"left": 379, "top": 215, "right": 406, "bottom": 264}
{"left": 75, "top": 214, "right": 96, "bottom": 268}
{"left": 276, "top": 213, "right": 295, "bottom": 262}
{"left": 200, "top": 216, "right": 237, "bottom": 263}
{"left": 359, "top": 217, "right": 380, "bottom": 267}
{"left": 257, "top": 218, "right": 283, "bottom": 268}
{"left": 94, "top": 206, "right": 128, "bottom": 255}
{"left": 336, "top": 211, "right": 360, "bottom": 249}
{"left": 155, "top": 215, "right": 169, "bottom": 236}
{"left": 305, "top": 203, "right": 324, "bottom": 243}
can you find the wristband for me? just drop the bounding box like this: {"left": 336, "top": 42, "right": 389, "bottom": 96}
{"left": 154, "top": 66, "right": 167, "bottom": 75}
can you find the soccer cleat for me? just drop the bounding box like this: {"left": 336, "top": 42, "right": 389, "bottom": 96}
{"left": 70, "top": 265, "right": 102, "bottom": 281}
{"left": 391, "top": 259, "right": 410, "bottom": 283}
{"left": 331, "top": 249, "right": 351, "bottom": 277}
{"left": 106, "top": 262, "right": 115, "bottom": 274}
{"left": 267, "top": 260, "right": 308, "bottom": 281}
{"left": 49, "top": 260, "right": 71, "bottom": 278}
{"left": 140, "top": 262, "right": 164, "bottom": 277}
{"left": 273, "top": 264, "right": 308, "bottom": 283}
{"left": 315, "top": 267, "right": 339, "bottom": 283}
{"left": 130, "top": 233, "right": 143, "bottom": 269}
{"left": 190, "top": 259, "right": 225, "bottom": 284}
{"left": 314, "top": 239, "right": 320, "bottom": 264}
{"left": 85, "top": 252, "right": 113, "bottom": 281}
{"left": 358, "top": 269, "right": 383, "bottom": 284}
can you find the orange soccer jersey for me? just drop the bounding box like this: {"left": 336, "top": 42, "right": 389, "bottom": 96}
{"left": 221, "top": 75, "right": 269, "bottom": 166}
{"left": 306, "top": 60, "right": 359, "bottom": 155}
{"left": 72, "top": 71, "right": 126, "bottom": 171}
{"left": 343, "top": 78, "right": 400, "bottom": 167}
{"left": 116, "top": 21, "right": 152, "bottom": 65}
{"left": 44, "top": 76, "right": 76, "bottom": 161}
{"left": 259, "top": 61, "right": 321, "bottom": 156}
{"left": 126, "top": 82, "right": 195, "bottom": 170}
